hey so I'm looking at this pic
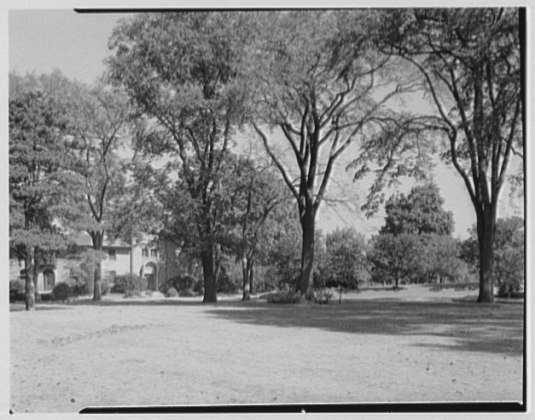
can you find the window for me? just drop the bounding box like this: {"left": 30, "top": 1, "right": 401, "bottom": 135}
{"left": 108, "top": 249, "right": 116, "bottom": 261}
{"left": 151, "top": 249, "right": 158, "bottom": 258}
{"left": 142, "top": 248, "right": 149, "bottom": 257}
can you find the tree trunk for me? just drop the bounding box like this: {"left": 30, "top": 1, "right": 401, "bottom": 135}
{"left": 242, "top": 255, "right": 251, "bottom": 300}
{"left": 249, "top": 263, "right": 254, "bottom": 295}
{"left": 93, "top": 261, "right": 102, "bottom": 301}
{"left": 24, "top": 250, "right": 36, "bottom": 311}
{"left": 92, "top": 232, "right": 103, "bottom": 301}
{"left": 476, "top": 210, "right": 495, "bottom": 303}
{"left": 201, "top": 248, "right": 217, "bottom": 303}
{"left": 298, "top": 209, "right": 316, "bottom": 301}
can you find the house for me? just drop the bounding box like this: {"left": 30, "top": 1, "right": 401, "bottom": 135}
{"left": 9, "top": 233, "right": 181, "bottom": 294}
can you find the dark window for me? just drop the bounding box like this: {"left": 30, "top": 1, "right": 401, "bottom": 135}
{"left": 151, "top": 249, "right": 158, "bottom": 258}
{"left": 108, "top": 249, "right": 116, "bottom": 261}
{"left": 142, "top": 248, "right": 149, "bottom": 257}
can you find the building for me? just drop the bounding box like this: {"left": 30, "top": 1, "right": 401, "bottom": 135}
{"left": 9, "top": 233, "right": 180, "bottom": 293}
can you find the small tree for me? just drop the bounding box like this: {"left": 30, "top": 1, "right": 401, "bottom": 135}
{"left": 369, "top": 233, "right": 423, "bottom": 289}
{"left": 323, "top": 227, "right": 369, "bottom": 301}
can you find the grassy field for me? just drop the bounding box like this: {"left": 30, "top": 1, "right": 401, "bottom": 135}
{"left": 10, "top": 285, "right": 524, "bottom": 412}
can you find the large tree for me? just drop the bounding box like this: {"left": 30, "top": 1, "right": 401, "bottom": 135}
{"left": 379, "top": 8, "right": 523, "bottom": 302}
{"left": 60, "top": 82, "right": 132, "bottom": 301}
{"left": 107, "top": 12, "right": 252, "bottom": 302}
{"left": 9, "top": 85, "right": 69, "bottom": 310}
{"left": 249, "top": 10, "right": 417, "bottom": 301}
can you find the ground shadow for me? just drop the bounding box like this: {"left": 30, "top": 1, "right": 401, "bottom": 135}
{"left": 203, "top": 298, "right": 524, "bottom": 356}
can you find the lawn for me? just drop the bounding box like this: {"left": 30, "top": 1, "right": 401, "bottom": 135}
{"left": 10, "top": 286, "right": 524, "bottom": 412}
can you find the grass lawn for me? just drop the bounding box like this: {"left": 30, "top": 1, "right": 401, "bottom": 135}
{"left": 10, "top": 286, "right": 524, "bottom": 412}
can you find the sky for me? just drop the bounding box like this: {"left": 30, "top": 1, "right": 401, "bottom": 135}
{"left": 6, "top": 8, "right": 526, "bottom": 240}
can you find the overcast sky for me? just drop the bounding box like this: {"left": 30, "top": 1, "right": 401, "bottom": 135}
{"left": 6, "top": 9, "right": 525, "bottom": 239}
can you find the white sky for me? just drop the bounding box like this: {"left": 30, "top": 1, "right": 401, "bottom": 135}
{"left": 5, "top": 8, "right": 526, "bottom": 239}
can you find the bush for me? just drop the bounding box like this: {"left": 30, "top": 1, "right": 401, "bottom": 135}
{"left": 111, "top": 274, "right": 147, "bottom": 294}
{"left": 165, "top": 287, "right": 179, "bottom": 298}
{"left": 314, "top": 288, "right": 333, "bottom": 304}
{"left": 123, "top": 290, "right": 142, "bottom": 298}
{"left": 160, "top": 275, "right": 197, "bottom": 294}
{"left": 9, "top": 280, "right": 25, "bottom": 302}
{"left": 267, "top": 290, "right": 301, "bottom": 304}
{"left": 179, "top": 288, "right": 195, "bottom": 297}
{"left": 52, "top": 282, "right": 72, "bottom": 301}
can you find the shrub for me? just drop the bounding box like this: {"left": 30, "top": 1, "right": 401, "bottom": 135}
{"left": 52, "top": 282, "right": 72, "bottom": 301}
{"left": 111, "top": 274, "right": 147, "bottom": 294}
{"left": 314, "top": 288, "right": 333, "bottom": 304}
{"left": 179, "top": 288, "right": 195, "bottom": 297}
{"left": 123, "top": 290, "right": 142, "bottom": 298}
{"left": 9, "top": 280, "right": 25, "bottom": 302}
{"left": 267, "top": 290, "right": 301, "bottom": 304}
{"left": 145, "top": 290, "right": 153, "bottom": 297}
{"left": 165, "top": 287, "right": 179, "bottom": 298}
{"left": 160, "top": 275, "right": 197, "bottom": 294}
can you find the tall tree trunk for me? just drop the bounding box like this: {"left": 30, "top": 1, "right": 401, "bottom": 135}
{"left": 298, "top": 209, "right": 316, "bottom": 301}
{"left": 24, "top": 249, "right": 36, "bottom": 311}
{"left": 242, "top": 255, "right": 250, "bottom": 301}
{"left": 476, "top": 209, "right": 496, "bottom": 303}
{"left": 92, "top": 232, "right": 103, "bottom": 301}
{"left": 201, "top": 248, "right": 217, "bottom": 303}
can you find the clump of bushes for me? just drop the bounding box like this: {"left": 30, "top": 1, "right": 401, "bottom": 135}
{"left": 52, "top": 282, "right": 72, "bottom": 301}
{"left": 165, "top": 287, "right": 179, "bottom": 298}
{"left": 160, "top": 275, "right": 203, "bottom": 296}
{"left": 267, "top": 290, "right": 301, "bottom": 304}
{"left": 111, "top": 274, "right": 147, "bottom": 294}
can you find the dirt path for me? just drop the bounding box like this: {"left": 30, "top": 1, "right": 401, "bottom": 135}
{"left": 10, "top": 287, "right": 524, "bottom": 412}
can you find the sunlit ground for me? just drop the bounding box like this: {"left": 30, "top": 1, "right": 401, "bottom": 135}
{"left": 10, "top": 285, "right": 524, "bottom": 412}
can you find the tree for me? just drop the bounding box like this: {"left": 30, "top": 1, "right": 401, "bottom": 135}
{"left": 59, "top": 82, "right": 132, "bottom": 301}
{"left": 323, "top": 227, "right": 369, "bottom": 302}
{"left": 369, "top": 233, "right": 423, "bottom": 288}
{"left": 460, "top": 216, "right": 524, "bottom": 294}
{"left": 107, "top": 12, "right": 252, "bottom": 303}
{"left": 218, "top": 156, "right": 289, "bottom": 300}
{"left": 379, "top": 9, "right": 523, "bottom": 302}
{"left": 380, "top": 183, "right": 453, "bottom": 235}
{"left": 249, "top": 10, "right": 416, "bottom": 301}
{"left": 420, "top": 234, "right": 464, "bottom": 283}
{"left": 9, "top": 86, "right": 69, "bottom": 310}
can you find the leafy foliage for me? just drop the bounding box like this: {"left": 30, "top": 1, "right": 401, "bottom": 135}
{"left": 369, "top": 233, "right": 423, "bottom": 288}
{"left": 9, "top": 80, "right": 71, "bottom": 310}
{"left": 460, "top": 216, "right": 524, "bottom": 294}
{"left": 111, "top": 274, "right": 147, "bottom": 294}
{"left": 380, "top": 183, "right": 453, "bottom": 235}
{"left": 52, "top": 282, "right": 72, "bottom": 301}
{"left": 321, "top": 227, "right": 370, "bottom": 290}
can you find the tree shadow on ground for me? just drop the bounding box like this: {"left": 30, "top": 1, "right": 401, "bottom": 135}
{"left": 203, "top": 298, "right": 524, "bottom": 357}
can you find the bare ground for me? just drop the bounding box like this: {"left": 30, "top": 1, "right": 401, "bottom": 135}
{"left": 10, "top": 286, "right": 524, "bottom": 412}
